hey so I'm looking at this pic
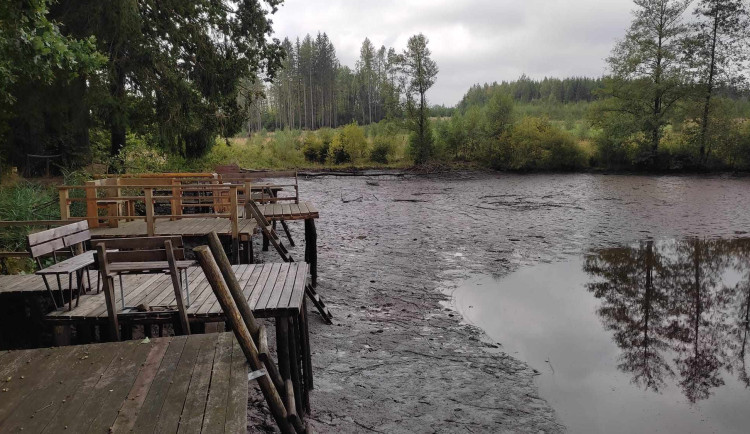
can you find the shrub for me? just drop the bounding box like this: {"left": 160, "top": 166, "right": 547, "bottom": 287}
{"left": 494, "top": 117, "right": 586, "bottom": 170}
{"left": 370, "top": 137, "right": 394, "bottom": 163}
{"left": 301, "top": 133, "right": 328, "bottom": 163}
{"left": 327, "top": 135, "right": 351, "bottom": 164}
{"left": 338, "top": 122, "right": 368, "bottom": 159}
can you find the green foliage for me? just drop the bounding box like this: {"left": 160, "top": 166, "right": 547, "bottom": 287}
{"left": 302, "top": 133, "right": 327, "bottom": 163}
{"left": 370, "top": 137, "right": 394, "bottom": 164}
{"left": 327, "top": 135, "right": 351, "bottom": 164}
{"left": 329, "top": 123, "right": 368, "bottom": 163}
{"left": 493, "top": 117, "right": 587, "bottom": 171}
{"left": 0, "top": 182, "right": 60, "bottom": 253}
{"left": 485, "top": 92, "right": 514, "bottom": 137}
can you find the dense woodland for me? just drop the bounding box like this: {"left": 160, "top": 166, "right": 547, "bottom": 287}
{"left": 2, "top": 0, "right": 750, "bottom": 175}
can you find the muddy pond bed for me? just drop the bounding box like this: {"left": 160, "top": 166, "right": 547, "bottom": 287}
{"left": 253, "top": 172, "right": 750, "bottom": 433}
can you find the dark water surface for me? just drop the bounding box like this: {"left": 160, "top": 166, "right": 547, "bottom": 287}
{"left": 452, "top": 238, "right": 750, "bottom": 434}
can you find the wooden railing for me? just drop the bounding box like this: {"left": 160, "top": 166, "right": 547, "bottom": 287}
{"left": 58, "top": 182, "right": 242, "bottom": 241}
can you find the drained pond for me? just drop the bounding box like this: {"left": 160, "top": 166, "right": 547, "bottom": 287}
{"left": 288, "top": 172, "right": 750, "bottom": 432}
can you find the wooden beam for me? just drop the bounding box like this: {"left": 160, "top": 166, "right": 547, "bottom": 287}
{"left": 193, "top": 246, "right": 295, "bottom": 434}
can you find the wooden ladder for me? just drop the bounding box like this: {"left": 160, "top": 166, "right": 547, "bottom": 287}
{"left": 246, "top": 200, "right": 332, "bottom": 324}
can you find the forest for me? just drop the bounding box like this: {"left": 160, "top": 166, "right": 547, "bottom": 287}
{"left": 1, "top": 0, "right": 750, "bottom": 175}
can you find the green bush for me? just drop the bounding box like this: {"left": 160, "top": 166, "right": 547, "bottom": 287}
{"left": 327, "top": 122, "right": 367, "bottom": 164}
{"left": 301, "top": 133, "right": 328, "bottom": 163}
{"left": 494, "top": 117, "right": 587, "bottom": 170}
{"left": 327, "top": 135, "right": 351, "bottom": 164}
{"left": 340, "top": 122, "right": 368, "bottom": 159}
{"left": 370, "top": 137, "right": 394, "bottom": 163}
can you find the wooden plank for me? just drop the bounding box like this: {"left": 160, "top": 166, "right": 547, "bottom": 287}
{"left": 245, "top": 263, "right": 274, "bottom": 311}
{"left": 224, "top": 336, "right": 249, "bottom": 434}
{"left": 254, "top": 263, "right": 282, "bottom": 313}
{"left": 154, "top": 334, "right": 213, "bottom": 433}
{"left": 109, "top": 337, "right": 172, "bottom": 432}
{"left": 129, "top": 335, "right": 189, "bottom": 433}
{"left": 278, "top": 263, "right": 300, "bottom": 310}
{"left": 288, "top": 263, "right": 309, "bottom": 311}
{"left": 199, "top": 264, "right": 254, "bottom": 315}
{"left": 38, "top": 342, "right": 133, "bottom": 433}
{"left": 304, "top": 201, "right": 319, "bottom": 215}
{"left": 0, "top": 346, "right": 80, "bottom": 425}
{"left": 265, "top": 262, "right": 292, "bottom": 311}
{"left": 281, "top": 203, "right": 292, "bottom": 220}
{"left": 71, "top": 341, "right": 153, "bottom": 432}
{"left": 199, "top": 333, "right": 234, "bottom": 434}
{"left": 7, "top": 343, "right": 118, "bottom": 433}
{"left": 175, "top": 334, "right": 220, "bottom": 434}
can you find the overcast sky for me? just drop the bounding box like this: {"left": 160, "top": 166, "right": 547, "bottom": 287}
{"left": 269, "top": 0, "right": 636, "bottom": 106}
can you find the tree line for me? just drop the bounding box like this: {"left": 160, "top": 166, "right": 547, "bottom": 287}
{"left": 245, "top": 34, "right": 410, "bottom": 132}
{"left": 0, "top": 0, "right": 285, "bottom": 170}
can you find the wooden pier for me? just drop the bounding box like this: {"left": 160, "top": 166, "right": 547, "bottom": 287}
{"left": 0, "top": 332, "right": 248, "bottom": 433}
{"left": 46, "top": 263, "right": 310, "bottom": 332}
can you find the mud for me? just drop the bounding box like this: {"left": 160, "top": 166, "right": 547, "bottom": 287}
{"left": 247, "top": 172, "right": 750, "bottom": 433}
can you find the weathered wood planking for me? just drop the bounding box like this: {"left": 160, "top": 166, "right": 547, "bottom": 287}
{"left": 0, "top": 274, "right": 57, "bottom": 294}
{"left": 258, "top": 200, "right": 319, "bottom": 220}
{"left": 0, "top": 332, "right": 248, "bottom": 433}
{"left": 89, "top": 217, "right": 257, "bottom": 238}
{"left": 46, "top": 263, "right": 309, "bottom": 324}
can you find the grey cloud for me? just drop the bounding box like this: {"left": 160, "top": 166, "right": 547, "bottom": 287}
{"left": 271, "top": 0, "right": 635, "bottom": 105}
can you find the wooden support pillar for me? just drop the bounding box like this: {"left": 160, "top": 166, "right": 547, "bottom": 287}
{"left": 144, "top": 188, "right": 155, "bottom": 236}
{"left": 85, "top": 181, "right": 99, "bottom": 228}
{"left": 95, "top": 244, "right": 120, "bottom": 342}
{"left": 288, "top": 316, "right": 304, "bottom": 415}
{"left": 165, "top": 240, "right": 190, "bottom": 336}
{"left": 230, "top": 186, "right": 239, "bottom": 264}
{"left": 304, "top": 219, "right": 317, "bottom": 287}
{"left": 53, "top": 325, "right": 72, "bottom": 346}
{"left": 58, "top": 188, "right": 70, "bottom": 221}
{"left": 171, "top": 179, "right": 182, "bottom": 221}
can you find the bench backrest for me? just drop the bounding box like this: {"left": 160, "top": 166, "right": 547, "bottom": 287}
{"left": 90, "top": 236, "right": 185, "bottom": 263}
{"left": 27, "top": 221, "right": 91, "bottom": 260}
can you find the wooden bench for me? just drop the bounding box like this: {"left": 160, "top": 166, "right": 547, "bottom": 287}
{"left": 91, "top": 236, "right": 194, "bottom": 341}
{"left": 28, "top": 221, "right": 95, "bottom": 310}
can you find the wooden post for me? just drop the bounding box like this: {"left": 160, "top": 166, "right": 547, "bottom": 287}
{"left": 85, "top": 181, "right": 99, "bottom": 228}
{"left": 193, "top": 246, "right": 295, "bottom": 434}
{"left": 165, "top": 240, "right": 191, "bottom": 335}
{"left": 230, "top": 186, "right": 239, "bottom": 264}
{"left": 144, "top": 188, "right": 155, "bottom": 236}
{"left": 95, "top": 244, "right": 120, "bottom": 342}
{"left": 207, "top": 231, "right": 258, "bottom": 336}
{"left": 171, "top": 179, "right": 182, "bottom": 221}
{"left": 304, "top": 219, "right": 317, "bottom": 287}
{"left": 58, "top": 188, "right": 70, "bottom": 221}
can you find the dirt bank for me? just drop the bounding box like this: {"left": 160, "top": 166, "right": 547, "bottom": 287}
{"left": 247, "top": 171, "right": 750, "bottom": 433}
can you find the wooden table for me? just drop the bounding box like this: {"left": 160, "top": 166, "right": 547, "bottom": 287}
{"left": 256, "top": 201, "right": 320, "bottom": 286}
{"left": 46, "top": 262, "right": 313, "bottom": 412}
{"left": 0, "top": 332, "right": 248, "bottom": 433}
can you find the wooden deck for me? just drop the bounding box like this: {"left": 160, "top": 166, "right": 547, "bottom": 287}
{"left": 46, "top": 263, "right": 309, "bottom": 324}
{"left": 256, "top": 201, "right": 319, "bottom": 220}
{"left": 0, "top": 274, "right": 53, "bottom": 295}
{"left": 90, "top": 216, "right": 257, "bottom": 238}
{"left": 0, "top": 332, "right": 248, "bottom": 433}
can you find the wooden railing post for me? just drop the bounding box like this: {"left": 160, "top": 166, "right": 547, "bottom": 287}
{"left": 144, "top": 188, "right": 155, "bottom": 236}
{"left": 230, "top": 186, "right": 239, "bottom": 264}
{"left": 58, "top": 188, "right": 70, "bottom": 221}
{"left": 85, "top": 181, "right": 99, "bottom": 228}
{"left": 171, "top": 179, "right": 182, "bottom": 221}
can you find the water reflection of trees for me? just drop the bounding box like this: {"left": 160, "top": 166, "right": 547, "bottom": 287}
{"left": 584, "top": 238, "right": 750, "bottom": 403}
